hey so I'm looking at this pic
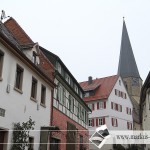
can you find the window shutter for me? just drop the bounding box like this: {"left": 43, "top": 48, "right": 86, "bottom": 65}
{"left": 103, "top": 118, "right": 105, "bottom": 124}
{"left": 116, "top": 119, "right": 118, "bottom": 127}
{"left": 97, "top": 102, "right": 99, "bottom": 110}
{"left": 127, "top": 122, "right": 129, "bottom": 129}
{"left": 116, "top": 104, "right": 118, "bottom": 111}
{"left": 131, "top": 123, "right": 132, "bottom": 130}
{"left": 130, "top": 108, "right": 131, "bottom": 115}
{"left": 126, "top": 107, "right": 128, "bottom": 114}
{"left": 120, "top": 105, "right": 122, "bottom": 112}
{"left": 115, "top": 89, "right": 117, "bottom": 95}
{"left": 112, "top": 118, "right": 114, "bottom": 126}
{"left": 104, "top": 102, "right": 106, "bottom": 109}
{"left": 111, "top": 102, "right": 113, "bottom": 109}
{"left": 92, "top": 118, "right": 94, "bottom": 127}
{"left": 92, "top": 104, "right": 95, "bottom": 111}
{"left": 125, "top": 93, "right": 126, "bottom": 99}
{"left": 96, "top": 118, "right": 98, "bottom": 127}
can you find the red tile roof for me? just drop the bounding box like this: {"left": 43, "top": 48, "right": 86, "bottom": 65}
{"left": 80, "top": 75, "right": 119, "bottom": 102}
{"left": 4, "top": 17, "right": 33, "bottom": 45}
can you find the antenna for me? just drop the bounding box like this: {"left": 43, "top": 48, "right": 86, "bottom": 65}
{"left": 0, "top": 10, "right": 10, "bottom": 21}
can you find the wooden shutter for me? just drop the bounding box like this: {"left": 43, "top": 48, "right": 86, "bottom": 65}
{"left": 116, "top": 119, "right": 118, "bottom": 127}
{"left": 96, "top": 118, "right": 98, "bottom": 127}
{"left": 92, "top": 118, "right": 94, "bottom": 127}
{"left": 103, "top": 118, "right": 105, "bottom": 125}
{"left": 116, "top": 104, "right": 118, "bottom": 111}
{"left": 130, "top": 108, "right": 131, "bottom": 115}
{"left": 120, "top": 105, "right": 122, "bottom": 112}
{"left": 92, "top": 104, "right": 95, "bottom": 111}
{"left": 125, "top": 93, "right": 126, "bottom": 99}
{"left": 115, "top": 89, "right": 117, "bottom": 95}
{"left": 97, "top": 102, "right": 99, "bottom": 110}
{"left": 127, "top": 122, "right": 129, "bottom": 129}
{"left": 126, "top": 107, "right": 128, "bottom": 114}
{"left": 111, "top": 118, "right": 114, "bottom": 126}
{"left": 104, "top": 102, "right": 106, "bottom": 109}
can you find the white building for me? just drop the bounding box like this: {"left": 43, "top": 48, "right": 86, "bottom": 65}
{"left": 140, "top": 72, "right": 150, "bottom": 150}
{"left": 80, "top": 75, "right": 133, "bottom": 150}
{"left": 0, "top": 20, "right": 55, "bottom": 150}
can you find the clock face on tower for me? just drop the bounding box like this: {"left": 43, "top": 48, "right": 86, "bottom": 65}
{"left": 132, "top": 77, "right": 139, "bottom": 86}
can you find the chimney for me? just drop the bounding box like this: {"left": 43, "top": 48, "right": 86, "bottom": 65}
{"left": 88, "top": 76, "right": 92, "bottom": 84}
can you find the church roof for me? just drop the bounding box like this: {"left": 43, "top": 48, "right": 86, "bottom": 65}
{"left": 117, "top": 20, "right": 140, "bottom": 78}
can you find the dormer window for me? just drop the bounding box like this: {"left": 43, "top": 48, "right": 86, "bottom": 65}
{"left": 57, "top": 62, "right": 61, "bottom": 74}
{"left": 33, "top": 52, "right": 36, "bottom": 64}
{"left": 65, "top": 73, "right": 70, "bottom": 84}
{"left": 119, "top": 80, "right": 121, "bottom": 85}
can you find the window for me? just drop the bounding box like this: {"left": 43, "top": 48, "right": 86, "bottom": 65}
{"left": 126, "top": 107, "right": 132, "bottom": 115}
{"left": 69, "top": 95, "right": 74, "bottom": 112}
{"left": 32, "top": 52, "right": 36, "bottom": 64}
{"left": 111, "top": 102, "right": 122, "bottom": 112}
{"left": 84, "top": 110, "right": 87, "bottom": 123}
{"left": 115, "top": 89, "right": 126, "bottom": 99}
{"left": 0, "top": 108, "right": 5, "bottom": 117}
{"left": 57, "top": 62, "right": 61, "bottom": 74}
{"left": 62, "top": 88, "right": 66, "bottom": 105}
{"left": 97, "top": 102, "right": 106, "bottom": 109}
{"left": 98, "top": 118, "right": 105, "bottom": 126}
{"left": 80, "top": 135, "right": 83, "bottom": 150}
{"left": 50, "top": 138, "right": 59, "bottom": 150}
{"left": 118, "top": 104, "right": 122, "bottom": 112}
{"left": 119, "top": 80, "right": 121, "bottom": 85}
{"left": 84, "top": 92, "right": 89, "bottom": 97}
{"left": 31, "top": 77, "right": 37, "bottom": 100}
{"left": 41, "top": 85, "right": 46, "bottom": 105}
{"left": 65, "top": 73, "right": 70, "bottom": 84}
{"left": 112, "top": 118, "right": 118, "bottom": 127}
{"left": 0, "top": 50, "right": 4, "bottom": 79}
{"left": 28, "top": 137, "right": 34, "bottom": 150}
{"left": 127, "top": 122, "right": 132, "bottom": 130}
{"left": 57, "top": 84, "right": 63, "bottom": 104}
{"left": 88, "top": 119, "right": 92, "bottom": 127}
{"left": 15, "top": 65, "right": 24, "bottom": 91}
{"left": 74, "top": 84, "right": 78, "bottom": 94}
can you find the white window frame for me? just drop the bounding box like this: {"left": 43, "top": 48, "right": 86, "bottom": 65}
{"left": 99, "top": 102, "right": 104, "bottom": 109}
{"left": 98, "top": 118, "right": 103, "bottom": 126}
{"left": 112, "top": 118, "right": 117, "bottom": 127}
{"left": 88, "top": 119, "right": 92, "bottom": 127}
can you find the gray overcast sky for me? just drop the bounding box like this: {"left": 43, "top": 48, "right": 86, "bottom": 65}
{"left": 1, "top": 0, "right": 150, "bottom": 82}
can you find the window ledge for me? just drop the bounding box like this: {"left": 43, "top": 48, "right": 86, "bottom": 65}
{"left": 30, "top": 97, "right": 37, "bottom": 103}
{"left": 14, "top": 87, "right": 23, "bottom": 94}
{"left": 40, "top": 103, "right": 46, "bottom": 108}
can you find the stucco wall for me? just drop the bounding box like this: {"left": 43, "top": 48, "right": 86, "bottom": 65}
{"left": 0, "top": 43, "right": 52, "bottom": 150}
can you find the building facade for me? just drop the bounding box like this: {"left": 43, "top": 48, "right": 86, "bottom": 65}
{"left": 80, "top": 75, "right": 133, "bottom": 150}
{"left": 140, "top": 72, "right": 150, "bottom": 150}
{"left": 4, "top": 16, "right": 91, "bottom": 150}
{"left": 0, "top": 20, "right": 55, "bottom": 150}
{"left": 41, "top": 48, "right": 91, "bottom": 150}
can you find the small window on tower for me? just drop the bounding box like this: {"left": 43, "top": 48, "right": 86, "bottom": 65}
{"left": 119, "top": 80, "right": 121, "bottom": 85}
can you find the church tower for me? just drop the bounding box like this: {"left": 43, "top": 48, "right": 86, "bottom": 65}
{"left": 117, "top": 19, "right": 142, "bottom": 104}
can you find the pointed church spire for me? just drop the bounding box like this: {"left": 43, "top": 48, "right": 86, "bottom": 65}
{"left": 117, "top": 19, "right": 140, "bottom": 78}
